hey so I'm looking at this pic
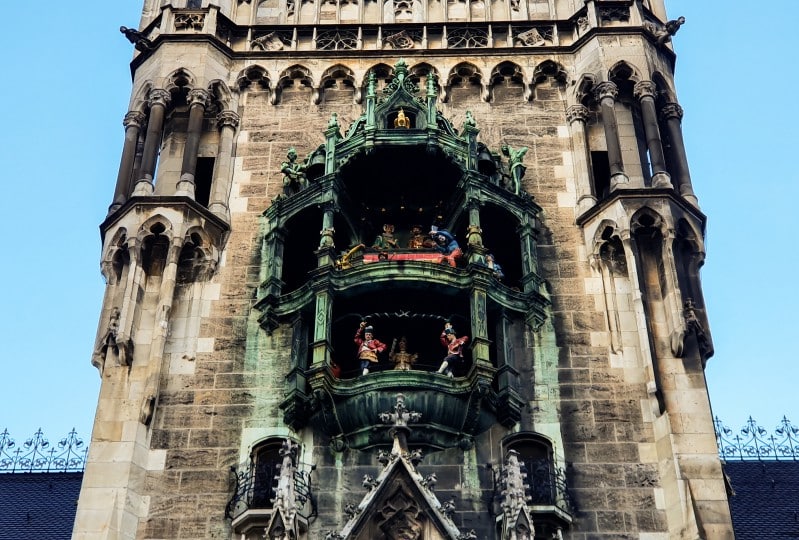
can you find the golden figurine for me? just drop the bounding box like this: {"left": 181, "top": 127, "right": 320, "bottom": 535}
{"left": 394, "top": 108, "right": 410, "bottom": 129}
{"left": 389, "top": 336, "right": 418, "bottom": 371}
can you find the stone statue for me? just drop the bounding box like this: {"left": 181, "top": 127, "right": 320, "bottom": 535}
{"left": 93, "top": 307, "right": 122, "bottom": 367}
{"left": 501, "top": 144, "right": 528, "bottom": 195}
{"left": 647, "top": 16, "right": 685, "bottom": 46}
{"left": 683, "top": 298, "right": 712, "bottom": 357}
{"left": 389, "top": 336, "right": 418, "bottom": 371}
{"left": 281, "top": 147, "right": 307, "bottom": 196}
{"left": 120, "top": 26, "right": 153, "bottom": 52}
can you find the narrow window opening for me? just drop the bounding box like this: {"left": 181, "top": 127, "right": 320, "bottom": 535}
{"left": 590, "top": 151, "right": 611, "bottom": 199}
{"left": 195, "top": 157, "right": 215, "bottom": 207}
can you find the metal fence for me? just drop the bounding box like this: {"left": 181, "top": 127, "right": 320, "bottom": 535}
{"left": 714, "top": 416, "right": 798, "bottom": 461}
{"left": 2, "top": 417, "right": 796, "bottom": 474}
{"left": 0, "top": 428, "right": 87, "bottom": 473}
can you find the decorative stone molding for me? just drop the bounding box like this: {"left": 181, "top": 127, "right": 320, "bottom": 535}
{"left": 565, "top": 104, "right": 589, "bottom": 124}
{"left": 594, "top": 81, "right": 618, "bottom": 102}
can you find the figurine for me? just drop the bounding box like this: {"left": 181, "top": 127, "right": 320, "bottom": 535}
{"left": 93, "top": 307, "right": 121, "bottom": 367}
{"left": 485, "top": 253, "right": 504, "bottom": 280}
{"left": 501, "top": 144, "right": 528, "bottom": 195}
{"left": 430, "top": 227, "right": 462, "bottom": 267}
{"left": 354, "top": 322, "right": 387, "bottom": 376}
{"left": 407, "top": 225, "right": 433, "bottom": 249}
{"left": 389, "top": 336, "right": 418, "bottom": 371}
{"left": 394, "top": 108, "right": 411, "bottom": 128}
{"left": 437, "top": 323, "right": 469, "bottom": 377}
{"left": 373, "top": 224, "right": 400, "bottom": 250}
{"left": 683, "top": 298, "right": 712, "bottom": 357}
{"left": 281, "top": 147, "right": 307, "bottom": 195}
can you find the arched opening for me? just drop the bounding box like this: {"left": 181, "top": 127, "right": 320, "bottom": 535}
{"left": 281, "top": 206, "right": 325, "bottom": 294}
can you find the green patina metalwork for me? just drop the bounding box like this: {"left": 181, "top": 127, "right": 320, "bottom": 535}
{"left": 255, "top": 59, "right": 547, "bottom": 449}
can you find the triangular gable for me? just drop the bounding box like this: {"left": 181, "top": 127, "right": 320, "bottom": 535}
{"left": 334, "top": 437, "right": 464, "bottom": 540}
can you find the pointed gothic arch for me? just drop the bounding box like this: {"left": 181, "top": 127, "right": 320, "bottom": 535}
{"left": 320, "top": 64, "right": 357, "bottom": 103}
{"left": 489, "top": 61, "right": 528, "bottom": 102}
{"left": 444, "top": 62, "right": 486, "bottom": 103}
{"left": 273, "top": 64, "right": 315, "bottom": 105}
{"left": 236, "top": 64, "right": 271, "bottom": 91}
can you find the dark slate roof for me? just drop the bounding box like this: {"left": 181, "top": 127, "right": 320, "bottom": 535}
{"left": 724, "top": 461, "right": 799, "bottom": 540}
{"left": 0, "top": 472, "right": 83, "bottom": 540}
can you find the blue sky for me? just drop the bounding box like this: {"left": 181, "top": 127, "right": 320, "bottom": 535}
{"left": 0, "top": 1, "right": 794, "bottom": 444}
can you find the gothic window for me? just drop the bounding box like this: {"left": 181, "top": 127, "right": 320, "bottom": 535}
{"left": 187, "top": 0, "right": 202, "bottom": 7}
{"left": 502, "top": 434, "right": 558, "bottom": 506}
{"left": 447, "top": 27, "right": 489, "bottom": 48}
{"left": 249, "top": 439, "right": 284, "bottom": 508}
{"left": 316, "top": 29, "right": 359, "bottom": 50}
{"left": 590, "top": 151, "right": 610, "bottom": 198}
{"left": 141, "top": 222, "right": 170, "bottom": 276}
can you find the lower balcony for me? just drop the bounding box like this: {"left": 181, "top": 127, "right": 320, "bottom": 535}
{"left": 301, "top": 361, "right": 519, "bottom": 451}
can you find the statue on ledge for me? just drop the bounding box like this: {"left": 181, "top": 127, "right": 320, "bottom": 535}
{"left": 430, "top": 227, "right": 462, "bottom": 267}
{"left": 390, "top": 336, "right": 418, "bottom": 371}
{"left": 373, "top": 223, "right": 400, "bottom": 250}
{"left": 355, "top": 321, "right": 387, "bottom": 376}
{"left": 437, "top": 323, "right": 469, "bottom": 377}
{"left": 281, "top": 147, "right": 307, "bottom": 195}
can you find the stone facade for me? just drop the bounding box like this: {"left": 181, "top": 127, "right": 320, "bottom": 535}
{"left": 74, "top": 0, "right": 733, "bottom": 539}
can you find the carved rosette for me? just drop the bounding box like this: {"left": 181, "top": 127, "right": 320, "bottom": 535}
{"left": 565, "top": 104, "right": 589, "bottom": 125}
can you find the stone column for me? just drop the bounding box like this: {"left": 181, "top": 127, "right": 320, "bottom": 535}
{"left": 517, "top": 219, "right": 539, "bottom": 294}
{"left": 109, "top": 111, "right": 146, "bottom": 214}
{"left": 176, "top": 89, "right": 211, "bottom": 198}
{"left": 594, "top": 81, "right": 629, "bottom": 190}
{"left": 317, "top": 203, "right": 338, "bottom": 267}
{"left": 465, "top": 198, "right": 486, "bottom": 264}
{"left": 566, "top": 104, "right": 596, "bottom": 214}
{"left": 133, "top": 89, "right": 171, "bottom": 196}
{"left": 661, "top": 102, "right": 699, "bottom": 206}
{"left": 208, "top": 110, "right": 240, "bottom": 220}
{"left": 634, "top": 81, "right": 672, "bottom": 189}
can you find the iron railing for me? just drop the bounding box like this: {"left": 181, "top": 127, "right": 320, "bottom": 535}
{"left": 225, "top": 459, "right": 316, "bottom": 520}
{"left": 714, "top": 416, "right": 799, "bottom": 461}
{"left": 0, "top": 428, "right": 87, "bottom": 473}
{"left": 521, "top": 458, "right": 575, "bottom": 515}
